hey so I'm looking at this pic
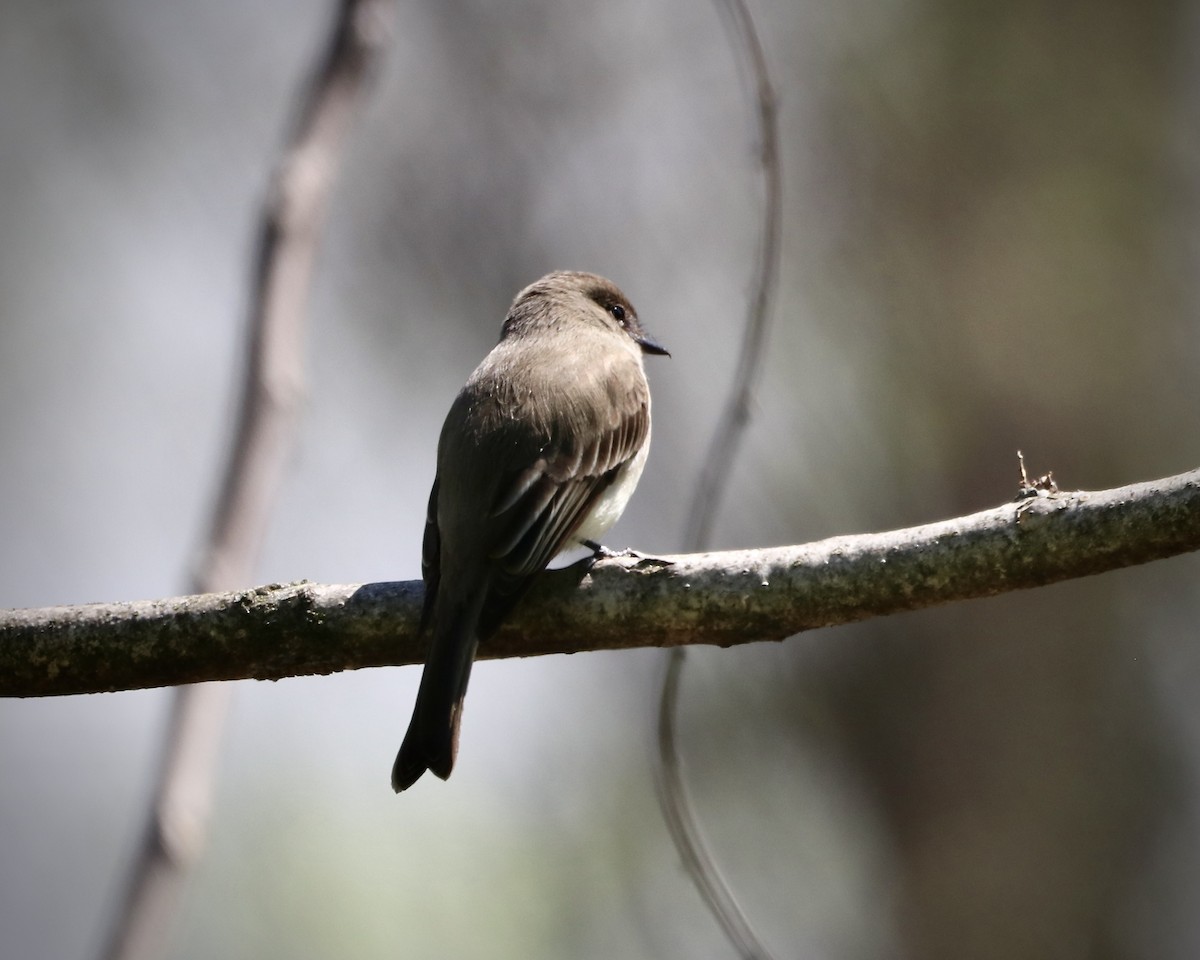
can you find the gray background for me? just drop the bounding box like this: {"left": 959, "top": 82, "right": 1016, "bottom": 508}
{"left": 2, "top": 1, "right": 1199, "bottom": 957}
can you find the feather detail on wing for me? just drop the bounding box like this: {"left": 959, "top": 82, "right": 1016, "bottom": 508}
{"left": 474, "top": 397, "right": 650, "bottom": 637}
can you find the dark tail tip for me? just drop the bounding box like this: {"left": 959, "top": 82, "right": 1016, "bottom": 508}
{"left": 391, "top": 744, "right": 426, "bottom": 793}
{"left": 391, "top": 714, "right": 457, "bottom": 792}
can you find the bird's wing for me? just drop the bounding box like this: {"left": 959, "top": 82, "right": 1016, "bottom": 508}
{"left": 418, "top": 477, "right": 441, "bottom": 634}
{"left": 476, "top": 392, "right": 650, "bottom": 636}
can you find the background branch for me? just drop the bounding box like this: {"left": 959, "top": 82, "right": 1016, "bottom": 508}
{"left": 666, "top": 0, "right": 783, "bottom": 955}
{"left": 96, "top": 4, "right": 393, "bottom": 960}
{"left": 6, "top": 468, "right": 1197, "bottom": 698}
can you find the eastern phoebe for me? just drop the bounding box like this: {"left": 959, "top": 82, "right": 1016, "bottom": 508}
{"left": 392, "top": 271, "right": 668, "bottom": 791}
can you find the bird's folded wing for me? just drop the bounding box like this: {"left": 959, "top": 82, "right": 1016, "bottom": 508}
{"left": 478, "top": 399, "right": 649, "bottom": 634}
{"left": 418, "top": 478, "right": 441, "bottom": 633}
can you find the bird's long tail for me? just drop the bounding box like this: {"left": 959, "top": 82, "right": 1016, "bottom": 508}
{"left": 392, "top": 603, "right": 480, "bottom": 792}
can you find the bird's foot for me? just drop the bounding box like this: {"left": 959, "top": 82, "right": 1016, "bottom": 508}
{"left": 582, "top": 540, "right": 674, "bottom": 569}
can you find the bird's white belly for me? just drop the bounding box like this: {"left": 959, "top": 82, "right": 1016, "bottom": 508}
{"left": 569, "top": 434, "right": 650, "bottom": 547}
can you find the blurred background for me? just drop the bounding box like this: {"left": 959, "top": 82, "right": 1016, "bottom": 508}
{"left": 2, "top": 0, "right": 1199, "bottom": 957}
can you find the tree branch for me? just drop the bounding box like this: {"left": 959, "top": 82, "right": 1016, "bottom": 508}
{"left": 94, "top": 4, "right": 393, "bottom": 960}
{"left": 5, "top": 468, "right": 1198, "bottom": 698}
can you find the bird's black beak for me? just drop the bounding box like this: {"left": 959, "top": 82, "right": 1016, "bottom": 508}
{"left": 636, "top": 332, "right": 670, "bottom": 357}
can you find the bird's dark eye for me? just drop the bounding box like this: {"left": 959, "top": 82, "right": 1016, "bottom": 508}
{"left": 609, "top": 304, "right": 627, "bottom": 324}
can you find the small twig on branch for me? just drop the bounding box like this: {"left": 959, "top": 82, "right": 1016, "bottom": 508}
{"left": 95, "top": 4, "right": 393, "bottom": 960}
{"left": 5, "top": 468, "right": 1198, "bottom": 699}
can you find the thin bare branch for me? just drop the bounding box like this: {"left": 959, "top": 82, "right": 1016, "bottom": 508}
{"left": 683, "top": 0, "right": 782, "bottom": 551}
{"left": 667, "top": 0, "right": 783, "bottom": 955}
{"left": 97, "top": 4, "right": 393, "bottom": 960}
{"left": 6, "top": 468, "right": 1198, "bottom": 698}
{"left": 656, "top": 650, "right": 773, "bottom": 960}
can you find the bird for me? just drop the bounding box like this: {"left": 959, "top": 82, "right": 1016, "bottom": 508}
{"left": 392, "top": 271, "right": 668, "bottom": 791}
